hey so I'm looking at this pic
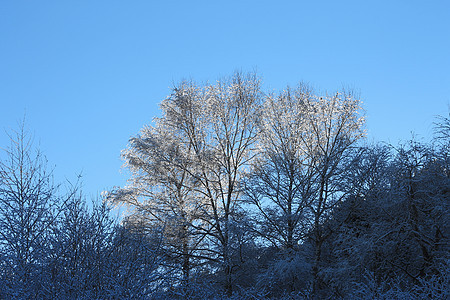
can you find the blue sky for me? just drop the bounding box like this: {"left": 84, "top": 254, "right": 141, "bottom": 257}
{"left": 1, "top": 1, "right": 449, "bottom": 198}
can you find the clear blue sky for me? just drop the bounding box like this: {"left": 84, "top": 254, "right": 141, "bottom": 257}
{"left": 1, "top": 1, "right": 449, "bottom": 198}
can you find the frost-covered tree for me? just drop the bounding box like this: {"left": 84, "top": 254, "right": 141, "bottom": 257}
{"left": 298, "top": 90, "right": 365, "bottom": 295}
{"left": 245, "top": 84, "right": 316, "bottom": 252}
{"left": 435, "top": 112, "right": 450, "bottom": 142}
{"left": 245, "top": 86, "right": 365, "bottom": 296}
{"left": 48, "top": 197, "right": 115, "bottom": 298}
{"left": 0, "top": 124, "right": 75, "bottom": 298}
{"left": 46, "top": 195, "right": 163, "bottom": 299}
{"left": 196, "top": 73, "right": 262, "bottom": 296}
{"left": 384, "top": 139, "right": 449, "bottom": 282}
{"left": 314, "top": 145, "right": 392, "bottom": 296}
{"left": 319, "top": 136, "right": 449, "bottom": 298}
{"left": 111, "top": 73, "right": 262, "bottom": 296}
{"left": 107, "top": 85, "right": 207, "bottom": 290}
{"left": 157, "top": 73, "right": 262, "bottom": 296}
{"left": 0, "top": 123, "right": 164, "bottom": 299}
{"left": 101, "top": 214, "right": 163, "bottom": 299}
{"left": 103, "top": 73, "right": 450, "bottom": 299}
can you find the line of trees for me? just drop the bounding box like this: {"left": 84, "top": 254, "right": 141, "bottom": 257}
{"left": 1, "top": 72, "right": 448, "bottom": 299}
{"left": 0, "top": 125, "right": 163, "bottom": 299}
{"left": 107, "top": 73, "right": 448, "bottom": 298}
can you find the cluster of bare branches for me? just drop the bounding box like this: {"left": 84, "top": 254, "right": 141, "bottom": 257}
{"left": 0, "top": 125, "right": 163, "bottom": 299}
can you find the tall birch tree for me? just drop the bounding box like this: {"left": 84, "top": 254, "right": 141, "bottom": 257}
{"left": 160, "top": 73, "right": 262, "bottom": 296}
{"left": 245, "top": 86, "right": 365, "bottom": 296}
{"left": 108, "top": 88, "right": 206, "bottom": 288}
{"left": 301, "top": 91, "right": 365, "bottom": 295}
{"left": 244, "top": 84, "right": 316, "bottom": 251}
{"left": 110, "top": 73, "right": 262, "bottom": 296}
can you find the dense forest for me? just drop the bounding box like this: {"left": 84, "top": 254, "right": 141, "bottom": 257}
{"left": 1, "top": 73, "right": 448, "bottom": 299}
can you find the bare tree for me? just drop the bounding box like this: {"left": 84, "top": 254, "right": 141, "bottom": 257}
{"left": 159, "top": 73, "right": 263, "bottom": 296}
{"left": 0, "top": 123, "right": 75, "bottom": 298}
{"left": 107, "top": 99, "right": 207, "bottom": 290}
{"left": 244, "top": 84, "right": 316, "bottom": 251}
{"left": 434, "top": 112, "right": 450, "bottom": 143}
{"left": 198, "top": 73, "right": 262, "bottom": 296}
{"left": 112, "top": 72, "right": 262, "bottom": 296}
{"left": 301, "top": 91, "right": 365, "bottom": 295}
{"left": 244, "top": 86, "right": 365, "bottom": 296}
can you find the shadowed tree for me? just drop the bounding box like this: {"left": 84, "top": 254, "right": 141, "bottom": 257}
{"left": 302, "top": 91, "right": 365, "bottom": 296}
{"left": 0, "top": 123, "right": 76, "bottom": 298}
